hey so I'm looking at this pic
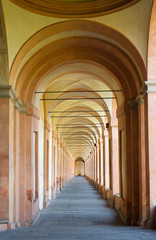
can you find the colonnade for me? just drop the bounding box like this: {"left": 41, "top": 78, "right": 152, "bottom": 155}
{"left": 1, "top": 0, "right": 156, "bottom": 231}
{"left": 84, "top": 92, "right": 156, "bottom": 228}
{"left": 0, "top": 93, "right": 74, "bottom": 230}
{"left": 85, "top": 120, "right": 119, "bottom": 208}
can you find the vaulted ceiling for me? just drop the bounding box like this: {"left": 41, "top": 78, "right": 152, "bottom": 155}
{"left": 1, "top": 0, "right": 153, "bottom": 161}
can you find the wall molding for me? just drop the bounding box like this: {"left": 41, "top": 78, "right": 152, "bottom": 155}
{"left": 144, "top": 81, "right": 156, "bottom": 93}
{"left": 0, "top": 85, "right": 28, "bottom": 113}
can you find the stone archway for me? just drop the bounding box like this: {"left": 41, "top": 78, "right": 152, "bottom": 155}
{"left": 75, "top": 159, "right": 85, "bottom": 176}
{"left": 144, "top": 0, "right": 156, "bottom": 228}
{"left": 1, "top": 19, "right": 148, "bottom": 228}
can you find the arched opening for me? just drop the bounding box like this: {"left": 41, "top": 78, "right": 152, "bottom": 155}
{"left": 75, "top": 158, "right": 85, "bottom": 176}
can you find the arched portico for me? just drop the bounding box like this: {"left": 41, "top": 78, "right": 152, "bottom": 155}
{"left": 75, "top": 158, "right": 85, "bottom": 176}
{"left": 1, "top": 15, "right": 155, "bottom": 230}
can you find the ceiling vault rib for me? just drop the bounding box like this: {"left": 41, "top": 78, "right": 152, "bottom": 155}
{"left": 49, "top": 110, "right": 109, "bottom": 113}
{"left": 51, "top": 115, "right": 106, "bottom": 118}
{"left": 36, "top": 90, "right": 121, "bottom": 93}
{"left": 57, "top": 126, "right": 100, "bottom": 128}
{"left": 56, "top": 124, "right": 103, "bottom": 126}
{"left": 41, "top": 97, "right": 115, "bottom": 100}
{"left": 60, "top": 133, "right": 98, "bottom": 135}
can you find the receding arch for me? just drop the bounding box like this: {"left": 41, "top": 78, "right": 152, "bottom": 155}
{"left": 75, "top": 158, "right": 85, "bottom": 176}
{"left": 10, "top": 0, "right": 140, "bottom": 18}
{"left": 10, "top": 20, "right": 146, "bottom": 103}
{"left": 8, "top": 20, "right": 147, "bottom": 227}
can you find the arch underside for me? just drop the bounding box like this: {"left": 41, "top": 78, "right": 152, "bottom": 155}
{"left": 10, "top": 20, "right": 146, "bottom": 161}
{"left": 10, "top": 0, "right": 140, "bottom": 18}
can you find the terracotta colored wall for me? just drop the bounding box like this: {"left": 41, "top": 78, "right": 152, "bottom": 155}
{"left": 147, "top": 0, "right": 156, "bottom": 228}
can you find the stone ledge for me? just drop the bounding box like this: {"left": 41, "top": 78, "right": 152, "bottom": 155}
{"left": 144, "top": 81, "right": 156, "bottom": 93}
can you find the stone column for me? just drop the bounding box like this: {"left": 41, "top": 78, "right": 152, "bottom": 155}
{"left": 135, "top": 94, "right": 147, "bottom": 226}
{"left": 116, "top": 101, "right": 140, "bottom": 225}
{"left": 98, "top": 138, "right": 101, "bottom": 190}
{"left": 102, "top": 130, "right": 109, "bottom": 199}
{"left": 13, "top": 108, "right": 20, "bottom": 227}
{"left": 95, "top": 142, "right": 99, "bottom": 189}
{"left": 111, "top": 118, "right": 119, "bottom": 201}
{"left": 64, "top": 149, "right": 67, "bottom": 185}
{"left": 144, "top": 82, "right": 156, "bottom": 228}
{"left": 98, "top": 138, "right": 103, "bottom": 193}
{"left": 62, "top": 143, "right": 65, "bottom": 188}
{"left": 56, "top": 131, "right": 60, "bottom": 195}
{"left": 117, "top": 102, "right": 131, "bottom": 224}
{"left": 94, "top": 144, "right": 96, "bottom": 186}
{"left": 91, "top": 148, "right": 95, "bottom": 183}
{"left": 0, "top": 94, "right": 13, "bottom": 226}
{"left": 92, "top": 147, "right": 95, "bottom": 183}
{"left": 102, "top": 133, "right": 105, "bottom": 195}
{"left": 43, "top": 120, "right": 50, "bottom": 207}
{"left": 129, "top": 102, "right": 139, "bottom": 226}
{"left": 51, "top": 127, "right": 56, "bottom": 200}
{"left": 19, "top": 112, "right": 27, "bottom": 226}
{"left": 105, "top": 130, "right": 109, "bottom": 189}
{"left": 59, "top": 142, "right": 63, "bottom": 191}
{"left": 103, "top": 129, "right": 109, "bottom": 199}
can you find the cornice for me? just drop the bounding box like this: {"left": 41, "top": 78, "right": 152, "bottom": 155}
{"left": 144, "top": 81, "right": 156, "bottom": 93}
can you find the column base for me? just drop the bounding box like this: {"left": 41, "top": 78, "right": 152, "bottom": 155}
{"left": 44, "top": 190, "right": 51, "bottom": 207}
{"left": 32, "top": 209, "right": 40, "bottom": 225}
{"left": 143, "top": 219, "right": 155, "bottom": 229}
{"left": 95, "top": 182, "right": 99, "bottom": 190}
{"left": 106, "top": 189, "right": 114, "bottom": 208}
{"left": 15, "top": 221, "right": 21, "bottom": 228}
{"left": 51, "top": 186, "right": 56, "bottom": 200}
{"left": 131, "top": 218, "right": 139, "bottom": 226}
{"left": 44, "top": 199, "right": 51, "bottom": 208}
{"left": 7, "top": 222, "right": 16, "bottom": 230}
{"left": 101, "top": 186, "right": 107, "bottom": 199}
{"left": 137, "top": 218, "right": 146, "bottom": 227}
{"left": 98, "top": 183, "right": 102, "bottom": 193}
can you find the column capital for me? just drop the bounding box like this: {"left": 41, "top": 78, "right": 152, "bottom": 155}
{"left": 0, "top": 85, "right": 28, "bottom": 113}
{"left": 0, "top": 85, "right": 13, "bottom": 98}
{"left": 143, "top": 81, "right": 156, "bottom": 93}
{"left": 127, "top": 100, "right": 138, "bottom": 110}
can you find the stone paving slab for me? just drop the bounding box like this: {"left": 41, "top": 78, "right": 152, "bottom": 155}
{"left": 0, "top": 176, "right": 156, "bottom": 239}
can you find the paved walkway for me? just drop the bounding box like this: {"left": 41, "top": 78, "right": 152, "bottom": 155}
{"left": 0, "top": 176, "right": 156, "bottom": 239}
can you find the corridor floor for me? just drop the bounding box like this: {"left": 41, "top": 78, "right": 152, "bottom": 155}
{"left": 1, "top": 177, "right": 156, "bottom": 240}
